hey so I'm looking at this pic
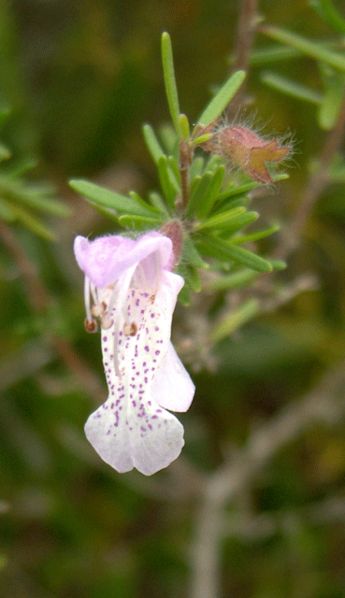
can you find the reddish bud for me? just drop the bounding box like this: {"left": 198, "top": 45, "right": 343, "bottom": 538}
{"left": 201, "top": 123, "right": 290, "bottom": 184}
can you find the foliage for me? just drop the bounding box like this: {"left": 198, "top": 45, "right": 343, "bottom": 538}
{"left": 1, "top": 1, "right": 345, "bottom": 598}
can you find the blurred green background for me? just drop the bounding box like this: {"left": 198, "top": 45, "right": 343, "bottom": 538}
{"left": 1, "top": 0, "right": 345, "bottom": 597}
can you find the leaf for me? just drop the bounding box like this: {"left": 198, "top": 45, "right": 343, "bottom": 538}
{"left": 69, "top": 179, "right": 156, "bottom": 218}
{"left": 261, "top": 72, "right": 322, "bottom": 104}
{"left": 161, "top": 32, "right": 182, "bottom": 136}
{"left": 196, "top": 164, "right": 226, "bottom": 219}
{"left": 0, "top": 197, "right": 15, "bottom": 221}
{"left": 187, "top": 171, "right": 214, "bottom": 216}
{"left": 182, "top": 235, "right": 209, "bottom": 269}
{"left": 178, "top": 284, "right": 191, "bottom": 306}
{"left": 0, "top": 142, "right": 11, "bottom": 162}
{"left": 196, "top": 234, "right": 273, "bottom": 272}
{"left": 118, "top": 214, "right": 163, "bottom": 229}
{"left": 196, "top": 206, "right": 243, "bottom": 228}
{"left": 128, "top": 191, "right": 163, "bottom": 214}
{"left": 157, "top": 155, "right": 179, "bottom": 210}
{"left": 0, "top": 175, "right": 70, "bottom": 217}
{"left": 205, "top": 269, "right": 257, "bottom": 292}
{"left": 142, "top": 124, "right": 165, "bottom": 164}
{"left": 262, "top": 26, "right": 345, "bottom": 73}
{"left": 217, "top": 173, "right": 289, "bottom": 203}
{"left": 189, "top": 156, "right": 205, "bottom": 179}
{"left": 197, "top": 208, "right": 258, "bottom": 231}
{"left": 309, "top": 0, "right": 345, "bottom": 35}
{"left": 148, "top": 192, "right": 169, "bottom": 214}
{"left": 245, "top": 45, "right": 303, "bottom": 65}
{"left": 231, "top": 224, "right": 280, "bottom": 244}
{"left": 318, "top": 68, "right": 345, "bottom": 130}
{"left": 181, "top": 264, "right": 202, "bottom": 292}
{"left": 210, "top": 298, "right": 260, "bottom": 343}
{"left": 196, "top": 70, "right": 246, "bottom": 127}
{"left": 9, "top": 203, "right": 57, "bottom": 241}
{"left": 179, "top": 113, "right": 190, "bottom": 140}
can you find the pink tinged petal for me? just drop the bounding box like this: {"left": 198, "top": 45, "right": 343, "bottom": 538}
{"left": 74, "top": 232, "right": 174, "bottom": 289}
{"left": 151, "top": 342, "right": 195, "bottom": 412}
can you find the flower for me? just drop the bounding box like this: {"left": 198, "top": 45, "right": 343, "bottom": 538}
{"left": 74, "top": 231, "right": 195, "bottom": 475}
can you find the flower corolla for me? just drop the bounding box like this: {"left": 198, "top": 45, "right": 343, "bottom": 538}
{"left": 74, "top": 231, "right": 195, "bottom": 475}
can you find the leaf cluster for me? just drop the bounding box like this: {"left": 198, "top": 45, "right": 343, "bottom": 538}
{"left": 0, "top": 108, "right": 70, "bottom": 241}
{"left": 70, "top": 33, "right": 287, "bottom": 305}
{"left": 254, "top": 0, "right": 345, "bottom": 132}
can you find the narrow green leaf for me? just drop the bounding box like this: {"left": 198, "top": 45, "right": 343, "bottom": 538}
{"left": 157, "top": 155, "right": 179, "bottom": 210}
{"left": 0, "top": 106, "right": 10, "bottom": 131}
{"left": 142, "top": 124, "right": 165, "bottom": 164}
{"left": 262, "top": 26, "right": 345, "bottom": 72}
{"left": 0, "top": 142, "right": 11, "bottom": 161}
{"left": 0, "top": 197, "right": 15, "bottom": 221}
{"left": 231, "top": 224, "right": 280, "bottom": 245}
{"left": 270, "top": 259, "right": 287, "bottom": 270}
{"left": 217, "top": 173, "right": 289, "bottom": 203}
{"left": 309, "top": 0, "right": 345, "bottom": 35}
{"left": 178, "top": 284, "right": 191, "bottom": 305}
{"left": 196, "top": 234, "right": 273, "bottom": 272}
{"left": 128, "top": 191, "right": 163, "bottom": 214}
{"left": 210, "top": 298, "right": 260, "bottom": 343}
{"left": 168, "top": 156, "right": 181, "bottom": 186}
{"left": 318, "top": 69, "right": 345, "bottom": 130}
{"left": 179, "top": 113, "right": 190, "bottom": 140}
{"left": 192, "top": 133, "right": 213, "bottom": 146}
{"left": 118, "top": 214, "right": 163, "bottom": 229}
{"left": 7, "top": 159, "right": 38, "bottom": 179}
{"left": 182, "top": 264, "right": 202, "bottom": 292}
{"left": 197, "top": 165, "right": 226, "bottom": 219}
{"left": 196, "top": 70, "right": 246, "bottom": 127}
{"left": 10, "top": 204, "right": 56, "bottom": 241}
{"left": 245, "top": 45, "right": 303, "bottom": 65}
{"left": 69, "top": 179, "right": 155, "bottom": 218}
{"left": 261, "top": 72, "right": 322, "bottom": 104}
{"left": 197, "top": 208, "right": 258, "bottom": 232}
{"left": 148, "top": 192, "right": 169, "bottom": 214}
{"left": 161, "top": 32, "right": 182, "bottom": 136}
{"left": 0, "top": 175, "right": 70, "bottom": 217}
{"left": 187, "top": 171, "right": 214, "bottom": 216}
{"left": 205, "top": 269, "right": 257, "bottom": 292}
{"left": 213, "top": 211, "right": 259, "bottom": 233}
{"left": 190, "top": 156, "right": 205, "bottom": 180}
{"left": 183, "top": 235, "right": 209, "bottom": 269}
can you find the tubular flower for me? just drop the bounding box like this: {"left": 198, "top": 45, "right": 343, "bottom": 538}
{"left": 74, "top": 232, "right": 195, "bottom": 475}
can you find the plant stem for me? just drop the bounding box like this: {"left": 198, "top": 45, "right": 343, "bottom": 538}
{"left": 179, "top": 139, "right": 193, "bottom": 209}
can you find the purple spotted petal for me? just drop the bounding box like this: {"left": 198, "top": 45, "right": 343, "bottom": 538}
{"left": 85, "top": 397, "right": 184, "bottom": 475}
{"left": 84, "top": 269, "right": 191, "bottom": 475}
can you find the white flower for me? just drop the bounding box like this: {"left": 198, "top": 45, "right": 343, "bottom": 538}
{"left": 74, "top": 232, "right": 195, "bottom": 475}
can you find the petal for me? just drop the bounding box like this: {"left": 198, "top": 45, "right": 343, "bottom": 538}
{"left": 84, "top": 397, "right": 184, "bottom": 475}
{"left": 84, "top": 271, "right": 188, "bottom": 475}
{"left": 74, "top": 233, "right": 173, "bottom": 289}
{"left": 151, "top": 342, "right": 195, "bottom": 412}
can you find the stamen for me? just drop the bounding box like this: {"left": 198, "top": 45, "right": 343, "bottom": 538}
{"left": 84, "top": 276, "right": 92, "bottom": 321}
{"left": 84, "top": 317, "right": 98, "bottom": 333}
